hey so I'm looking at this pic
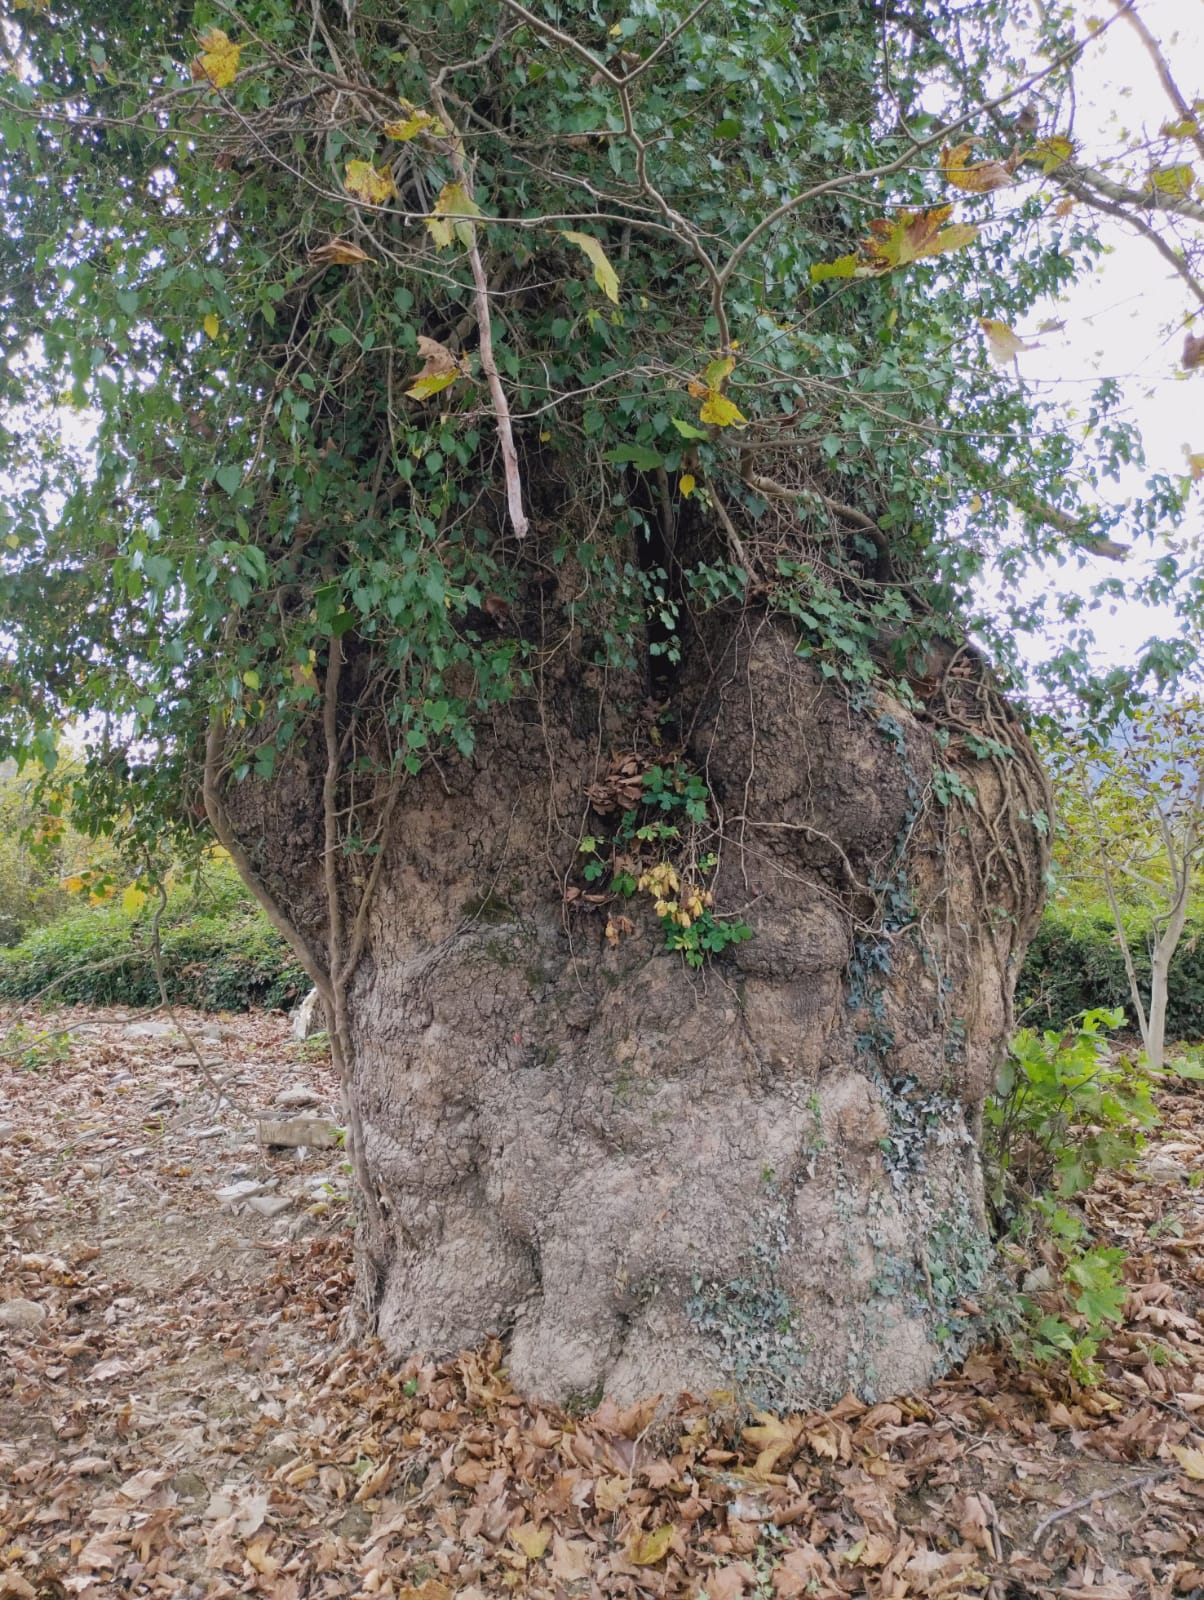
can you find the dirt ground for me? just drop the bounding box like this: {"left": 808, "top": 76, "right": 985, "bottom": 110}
{"left": 1, "top": 1005, "right": 1203, "bottom": 1600}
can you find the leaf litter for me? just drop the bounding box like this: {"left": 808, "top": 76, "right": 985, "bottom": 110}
{"left": 1, "top": 1005, "right": 1202, "bottom": 1598}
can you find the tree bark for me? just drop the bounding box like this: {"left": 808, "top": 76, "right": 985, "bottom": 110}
{"left": 228, "top": 616, "right": 1049, "bottom": 1408}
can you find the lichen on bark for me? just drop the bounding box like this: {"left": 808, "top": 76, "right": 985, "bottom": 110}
{"left": 231, "top": 614, "right": 1049, "bottom": 1409}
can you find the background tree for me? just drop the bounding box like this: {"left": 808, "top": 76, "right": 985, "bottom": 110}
{"left": 0, "top": 0, "right": 1199, "bottom": 1405}
{"left": 1049, "top": 699, "right": 1204, "bottom": 1070}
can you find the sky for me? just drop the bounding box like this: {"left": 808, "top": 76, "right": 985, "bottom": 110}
{"left": 991, "top": 0, "right": 1203, "bottom": 677}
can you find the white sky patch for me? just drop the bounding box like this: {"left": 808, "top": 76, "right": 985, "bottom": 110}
{"left": 983, "top": 0, "right": 1204, "bottom": 678}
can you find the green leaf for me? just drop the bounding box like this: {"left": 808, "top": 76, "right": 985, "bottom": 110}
{"left": 215, "top": 465, "right": 242, "bottom": 495}
{"left": 603, "top": 444, "right": 664, "bottom": 469}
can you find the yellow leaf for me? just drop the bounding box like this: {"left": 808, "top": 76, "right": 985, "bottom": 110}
{"left": 1148, "top": 163, "right": 1196, "bottom": 198}
{"left": 510, "top": 1522, "right": 550, "bottom": 1559}
{"left": 979, "top": 318, "right": 1037, "bottom": 365}
{"left": 940, "top": 142, "right": 1013, "bottom": 193}
{"left": 627, "top": 1524, "right": 673, "bottom": 1566}
{"left": 742, "top": 1411, "right": 802, "bottom": 1479}
{"left": 383, "top": 102, "right": 446, "bottom": 141}
{"left": 242, "top": 668, "right": 260, "bottom": 690}
{"left": 344, "top": 160, "right": 397, "bottom": 206}
{"left": 594, "top": 1474, "right": 629, "bottom": 1513}
{"left": 203, "top": 313, "right": 219, "bottom": 340}
{"left": 563, "top": 231, "right": 620, "bottom": 304}
{"left": 703, "top": 354, "right": 736, "bottom": 389}
{"left": 1184, "top": 451, "right": 1204, "bottom": 483}
{"left": 62, "top": 876, "right": 85, "bottom": 895}
{"left": 968, "top": 493, "right": 983, "bottom": 513}
{"left": 1172, "top": 1444, "right": 1204, "bottom": 1479}
{"left": 679, "top": 473, "right": 695, "bottom": 497}
{"left": 192, "top": 27, "right": 241, "bottom": 90}
{"left": 1029, "top": 136, "right": 1074, "bottom": 175}
{"left": 5, "top": 533, "right": 19, "bottom": 549}
{"left": 121, "top": 885, "right": 147, "bottom": 915}
{"left": 427, "top": 181, "right": 482, "bottom": 250}
{"left": 699, "top": 390, "right": 746, "bottom": 427}
{"left": 308, "top": 238, "right": 372, "bottom": 266}
{"left": 810, "top": 253, "right": 859, "bottom": 283}
{"left": 406, "top": 370, "right": 460, "bottom": 401}
{"left": 609, "top": 22, "right": 623, "bottom": 35}
{"left": 245, "top": 1535, "right": 278, "bottom": 1576}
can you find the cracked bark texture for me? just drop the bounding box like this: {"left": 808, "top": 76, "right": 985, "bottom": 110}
{"left": 234, "top": 616, "right": 1049, "bottom": 1408}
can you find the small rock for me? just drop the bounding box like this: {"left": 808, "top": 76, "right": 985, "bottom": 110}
{"left": 0, "top": 1121, "right": 15, "bottom": 1142}
{"left": 124, "top": 1021, "right": 177, "bottom": 1039}
{"left": 0, "top": 1298, "right": 47, "bottom": 1332}
{"left": 247, "top": 1195, "right": 293, "bottom": 1219}
{"left": 1022, "top": 1266, "right": 1054, "bottom": 1293}
{"left": 290, "top": 988, "right": 326, "bottom": 1041}
{"left": 255, "top": 1114, "right": 341, "bottom": 1150}
{"left": 276, "top": 1086, "right": 322, "bottom": 1110}
{"left": 1140, "top": 1155, "right": 1187, "bottom": 1183}
{"left": 193, "top": 1126, "right": 227, "bottom": 1141}
{"left": 214, "top": 1179, "right": 269, "bottom": 1204}
{"left": 199, "top": 1022, "right": 224, "bottom": 1041}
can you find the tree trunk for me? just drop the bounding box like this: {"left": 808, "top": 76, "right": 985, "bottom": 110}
{"left": 236, "top": 618, "right": 1049, "bottom": 1409}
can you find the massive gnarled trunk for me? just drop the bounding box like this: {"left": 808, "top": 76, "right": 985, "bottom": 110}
{"left": 240, "top": 616, "right": 1048, "bottom": 1409}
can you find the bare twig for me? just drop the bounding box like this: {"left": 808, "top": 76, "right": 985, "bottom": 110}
{"left": 1029, "top": 1470, "right": 1173, "bottom": 1548}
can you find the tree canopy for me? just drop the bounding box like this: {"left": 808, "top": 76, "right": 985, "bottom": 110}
{"left": 0, "top": 0, "right": 1200, "bottom": 848}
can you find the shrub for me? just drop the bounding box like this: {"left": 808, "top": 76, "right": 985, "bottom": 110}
{"left": 1018, "top": 901, "right": 1204, "bottom": 1041}
{"left": 0, "top": 870, "right": 307, "bottom": 1012}
{"left": 984, "top": 1008, "right": 1159, "bottom": 1384}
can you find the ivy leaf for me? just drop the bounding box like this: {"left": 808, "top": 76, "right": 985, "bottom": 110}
{"left": 979, "top": 318, "right": 1038, "bottom": 365}
{"left": 603, "top": 444, "right": 663, "bottom": 469}
{"left": 428, "top": 182, "right": 482, "bottom": 250}
{"left": 344, "top": 160, "right": 397, "bottom": 205}
{"left": 671, "top": 418, "right": 709, "bottom": 439}
{"left": 626, "top": 1525, "right": 673, "bottom": 1566}
{"left": 699, "top": 390, "right": 746, "bottom": 427}
{"left": 562, "top": 231, "right": 620, "bottom": 303}
{"left": 191, "top": 27, "right": 241, "bottom": 90}
{"left": 940, "top": 142, "right": 1013, "bottom": 193}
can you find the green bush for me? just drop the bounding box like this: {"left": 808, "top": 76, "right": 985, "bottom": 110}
{"left": 1018, "top": 900, "right": 1204, "bottom": 1041}
{"left": 0, "top": 871, "right": 308, "bottom": 1012}
{"left": 985, "top": 1009, "right": 1158, "bottom": 1383}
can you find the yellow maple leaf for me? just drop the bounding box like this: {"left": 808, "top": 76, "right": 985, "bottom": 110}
{"left": 121, "top": 885, "right": 147, "bottom": 915}
{"left": 627, "top": 1524, "right": 673, "bottom": 1566}
{"left": 344, "top": 160, "right": 397, "bottom": 206}
{"left": 191, "top": 27, "right": 241, "bottom": 90}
